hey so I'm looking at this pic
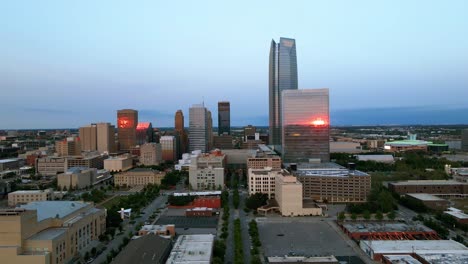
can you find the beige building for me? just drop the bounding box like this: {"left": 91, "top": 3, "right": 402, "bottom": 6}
{"left": 247, "top": 157, "right": 282, "bottom": 170}
{"left": 248, "top": 167, "right": 283, "bottom": 199}
{"left": 36, "top": 157, "right": 66, "bottom": 176}
{"left": 79, "top": 124, "right": 97, "bottom": 152}
{"left": 104, "top": 155, "right": 133, "bottom": 172}
{"left": 114, "top": 168, "right": 165, "bottom": 187}
{"left": 55, "top": 137, "right": 81, "bottom": 156}
{"left": 57, "top": 167, "right": 97, "bottom": 190}
{"left": 140, "top": 143, "right": 162, "bottom": 166}
{"left": 0, "top": 201, "right": 106, "bottom": 264}
{"left": 8, "top": 189, "right": 54, "bottom": 206}
{"left": 275, "top": 173, "right": 322, "bottom": 217}
{"left": 65, "top": 154, "right": 106, "bottom": 170}
{"left": 189, "top": 150, "right": 226, "bottom": 190}
{"left": 79, "top": 123, "right": 116, "bottom": 153}
{"left": 160, "top": 136, "right": 176, "bottom": 161}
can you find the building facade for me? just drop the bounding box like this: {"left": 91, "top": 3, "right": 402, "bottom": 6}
{"left": 389, "top": 180, "right": 468, "bottom": 195}
{"left": 0, "top": 201, "right": 106, "bottom": 264}
{"left": 8, "top": 189, "right": 54, "bottom": 206}
{"left": 57, "top": 167, "right": 98, "bottom": 190}
{"left": 140, "top": 143, "right": 162, "bottom": 166}
{"left": 96, "top": 122, "right": 116, "bottom": 153}
{"left": 65, "top": 155, "right": 106, "bottom": 170}
{"left": 175, "top": 110, "right": 188, "bottom": 157}
{"left": 248, "top": 168, "right": 284, "bottom": 199}
{"left": 189, "top": 151, "right": 226, "bottom": 190}
{"left": 79, "top": 124, "right": 97, "bottom": 152}
{"left": 114, "top": 168, "right": 165, "bottom": 187}
{"left": 55, "top": 137, "right": 81, "bottom": 156}
{"left": 36, "top": 157, "right": 66, "bottom": 176}
{"left": 269, "top": 37, "right": 298, "bottom": 147}
{"left": 189, "top": 104, "right": 209, "bottom": 152}
{"left": 218, "top": 101, "right": 230, "bottom": 135}
{"left": 247, "top": 157, "right": 282, "bottom": 170}
{"left": 136, "top": 122, "right": 154, "bottom": 145}
{"left": 282, "top": 89, "right": 330, "bottom": 163}
{"left": 103, "top": 155, "right": 133, "bottom": 172}
{"left": 117, "top": 109, "right": 138, "bottom": 150}
{"left": 160, "top": 136, "right": 176, "bottom": 161}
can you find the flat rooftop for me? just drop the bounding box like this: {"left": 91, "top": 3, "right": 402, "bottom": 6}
{"left": 27, "top": 228, "right": 67, "bottom": 241}
{"left": 390, "top": 180, "right": 466, "bottom": 186}
{"left": 112, "top": 234, "right": 172, "bottom": 264}
{"left": 361, "top": 240, "right": 468, "bottom": 254}
{"left": 9, "top": 189, "right": 51, "bottom": 194}
{"left": 294, "top": 168, "right": 369, "bottom": 177}
{"left": 267, "top": 255, "right": 339, "bottom": 263}
{"left": 0, "top": 158, "right": 20, "bottom": 163}
{"left": 407, "top": 193, "right": 447, "bottom": 201}
{"left": 356, "top": 155, "right": 394, "bottom": 162}
{"left": 418, "top": 253, "right": 468, "bottom": 264}
{"left": 173, "top": 191, "right": 221, "bottom": 197}
{"left": 166, "top": 234, "right": 214, "bottom": 264}
{"left": 385, "top": 140, "right": 431, "bottom": 146}
{"left": 383, "top": 255, "right": 422, "bottom": 264}
{"left": 343, "top": 222, "right": 434, "bottom": 234}
{"left": 20, "top": 201, "right": 89, "bottom": 222}
{"left": 444, "top": 210, "right": 468, "bottom": 220}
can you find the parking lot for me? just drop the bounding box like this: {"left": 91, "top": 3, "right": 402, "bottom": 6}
{"left": 257, "top": 219, "right": 358, "bottom": 259}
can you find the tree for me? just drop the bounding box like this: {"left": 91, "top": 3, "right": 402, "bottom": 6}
{"left": 245, "top": 193, "right": 268, "bottom": 210}
{"left": 363, "top": 210, "right": 371, "bottom": 220}
{"left": 351, "top": 213, "right": 357, "bottom": 220}
{"left": 338, "top": 211, "right": 346, "bottom": 221}
{"left": 91, "top": 247, "right": 97, "bottom": 256}
{"left": 387, "top": 210, "right": 396, "bottom": 220}
{"left": 376, "top": 211, "right": 383, "bottom": 221}
{"left": 84, "top": 251, "right": 90, "bottom": 260}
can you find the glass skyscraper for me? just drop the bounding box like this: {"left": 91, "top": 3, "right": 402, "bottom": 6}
{"left": 281, "top": 89, "right": 330, "bottom": 163}
{"left": 189, "top": 104, "right": 209, "bottom": 152}
{"left": 218, "top": 101, "right": 230, "bottom": 135}
{"left": 269, "top": 37, "right": 298, "bottom": 149}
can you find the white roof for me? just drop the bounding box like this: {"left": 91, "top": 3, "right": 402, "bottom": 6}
{"left": 173, "top": 191, "right": 221, "bottom": 197}
{"left": 20, "top": 201, "right": 89, "bottom": 222}
{"left": 407, "top": 193, "right": 446, "bottom": 201}
{"left": 444, "top": 210, "right": 468, "bottom": 220}
{"left": 166, "top": 234, "right": 214, "bottom": 264}
{"left": 361, "top": 240, "right": 468, "bottom": 255}
{"left": 382, "top": 255, "right": 422, "bottom": 264}
{"left": 356, "top": 155, "right": 394, "bottom": 162}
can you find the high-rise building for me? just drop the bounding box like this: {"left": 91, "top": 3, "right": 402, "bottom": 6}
{"left": 80, "top": 123, "right": 116, "bottom": 153}
{"left": 96, "top": 122, "right": 116, "bottom": 153}
{"left": 140, "top": 143, "right": 162, "bottom": 166}
{"left": 282, "top": 89, "right": 330, "bottom": 163}
{"left": 207, "top": 110, "right": 213, "bottom": 151}
{"left": 117, "top": 109, "right": 138, "bottom": 150}
{"left": 218, "top": 101, "right": 230, "bottom": 135}
{"left": 160, "top": 136, "right": 176, "bottom": 161}
{"left": 175, "top": 110, "right": 188, "bottom": 157}
{"left": 269, "top": 37, "right": 298, "bottom": 148}
{"left": 462, "top": 129, "right": 468, "bottom": 152}
{"left": 79, "top": 124, "right": 97, "bottom": 152}
{"left": 189, "top": 104, "right": 209, "bottom": 152}
{"left": 55, "top": 136, "right": 81, "bottom": 156}
{"left": 136, "top": 122, "right": 154, "bottom": 145}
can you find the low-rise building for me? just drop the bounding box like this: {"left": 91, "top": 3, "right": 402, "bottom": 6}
{"left": 57, "top": 167, "right": 98, "bottom": 190}
{"left": 248, "top": 167, "right": 285, "bottom": 199}
{"left": 388, "top": 180, "right": 468, "bottom": 196}
{"left": 185, "top": 207, "right": 214, "bottom": 217}
{"left": 247, "top": 157, "right": 282, "bottom": 170}
{"left": 267, "top": 256, "right": 339, "bottom": 263}
{"left": 8, "top": 189, "right": 54, "bottom": 206}
{"left": 55, "top": 136, "right": 81, "bottom": 156}
{"left": 406, "top": 193, "right": 450, "bottom": 211}
{"left": 140, "top": 143, "right": 162, "bottom": 166}
{"left": 112, "top": 234, "right": 172, "bottom": 264}
{"left": 0, "top": 201, "right": 106, "bottom": 264}
{"left": 65, "top": 154, "right": 106, "bottom": 170}
{"left": 355, "top": 154, "right": 394, "bottom": 164}
{"left": 340, "top": 222, "right": 438, "bottom": 241}
{"left": 104, "top": 154, "right": 133, "bottom": 172}
{"left": 444, "top": 207, "right": 468, "bottom": 224}
{"left": 166, "top": 234, "right": 214, "bottom": 264}
{"left": 189, "top": 150, "right": 226, "bottom": 190}
{"left": 114, "top": 168, "right": 165, "bottom": 187}
{"left": 138, "top": 224, "right": 175, "bottom": 238}
{"left": 36, "top": 157, "right": 66, "bottom": 176}
{"left": 0, "top": 158, "right": 22, "bottom": 171}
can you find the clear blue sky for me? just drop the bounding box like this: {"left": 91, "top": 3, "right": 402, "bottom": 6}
{"left": 1, "top": 0, "right": 468, "bottom": 128}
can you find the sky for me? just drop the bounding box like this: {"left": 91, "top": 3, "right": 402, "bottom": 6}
{"left": 1, "top": 0, "right": 468, "bottom": 129}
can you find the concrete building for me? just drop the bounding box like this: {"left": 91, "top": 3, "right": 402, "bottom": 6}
{"left": 356, "top": 154, "right": 394, "bottom": 163}
{"left": 113, "top": 234, "right": 172, "bottom": 264}
{"left": 140, "top": 143, "right": 162, "bottom": 166}
{"left": 8, "top": 189, "right": 54, "bottom": 206}
{"left": 248, "top": 167, "right": 284, "bottom": 199}
{"left": 114, "top": 168, "right": 165, "bottom": 187}
{"left": 55, "top": 137, "right": 81, "bottom": 156}
{"left": 117, "top": 109, "right": 138, "bottom": 150}
{"left": 185, "top": 207, "right": 214, "bottom": 217}
{"left": 207, "top": 110, "right": 213, "bottom": 151}
{"left": 222, "top": 149, "right": 256, "bottom": 170}
{"left": 247, "top": 157, "right": 282, "bottom": 170}
{"left": 213, "top": 134, "right": 233, "bottom": 149}
{"left": 175, "top": 110, "right": 188, "bottom": 156}
{"left": 96, "top": 122, "right": 116, "bottom": 153}
{"left": 444, "top": 207, "right": 468, "bottom": 224}
{"left": 79, "top": 124, "right": 97, "bottom": 152}
{"left": 406, "top": 193, "right": 450, "bottom": 211}
{"left": 445, "top": 140, "right": 462, "bottom": 150}
{"left": 161, "top": 135, "right": 177, "bottom": 162}
{"left": 36, "top": 157, "right": 66, "bottom": 176}
{"left": 294, "top": 163, "right": 371, "bottom": 203}
{"left": 366, "top": 139, "right": 386, "bottom": 150}
{"left": 340, "top": 222, "right": 438, "bottom": 241}
{"left": 57, "top": 167, "right": 98, "bottom": 190}
{"left": 0, "top": 201, "right": 106, "bottom": 264}
{"left": 274, "top": 172, "right": 322, "bottom": 216}
{"left": 244, "top": 125, "right": 257, "bottom": 140}
{"left": 218, "top": 101, "right": 230, "bottom": 135}
{"left": 189, "top": 104, "right": 209, "bottom": 152}
{"left": 388, "top": 180, "right": 468, "bottom": 195}
{"left": 136, "top": 122, "right": 154, "bottom": 145}
{"left": 104, "top": 155, "right": 133, "bottom": 172}
{"left": 175, "top": 151, "right": 201, "bottom": 171}
{"left": 267, "top": 256, "right": 339, "bottom": 263}
{"left": 189, "top": 150, "right": 226, "bottom": 190}
{"left": 65, "top": 154, "right": 106, "bottom": 170}
{"left": 166, "top": 234, "right": 214, "bottom": 264}
{"left": 281, "top": 89, "right": 330, "bottom": 163}
{"left": 0, "top": 158, "right": 22, "bottom": 171}
{"left": 330, "top": 141, "right": 363, "bottom": 153}
{"left": 384, "top": 137, "right": 430, "bottom": 152}
{"left": 359, "top": 240, "right": 468, "bottom": 262}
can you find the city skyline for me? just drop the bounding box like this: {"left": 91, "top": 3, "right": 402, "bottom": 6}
{"left": 2, "top": 1, "right": 468, "bottom": 129}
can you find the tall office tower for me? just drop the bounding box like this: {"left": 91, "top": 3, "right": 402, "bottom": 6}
{"left": 269, "top": 37, "right": 298, "bottom": 149}
{"left": 218, "top": 101, "right": 231, "bottom": 135}
{"left": 175, "top": 110, "right": 188, "bottom": 156}
{"left": 79, "top": 124, "right": 97, "bottom": 152}
{"left": 207, "top": 110, "right": 213, "bottom": 151}
{"left": 55, "top": 136, "right": 81, "bottom": 156}
{"left": 96, "top": 122, "right": 116, "bottom": 153}
{"left": 117, "top": 109, "right": 138, "bottom": 150}
{"left": 462, "top": 129, "right": 468, "bottom": 152}
{"left": 189, "top": 104, "right": 209, "bottom": 152}
{"left": 281, "top": 89, "right": 329, "bottom": 163}
{"left": 136, "top": 122, "right": 154, "bottom": 145}
{"left": 160, "top": 136, "right": 177, "bottom": 161}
